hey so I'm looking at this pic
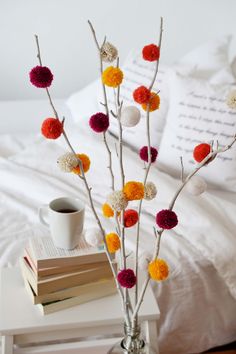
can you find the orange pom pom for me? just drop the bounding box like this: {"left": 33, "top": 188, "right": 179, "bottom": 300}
{"left": 193, "top": 143, "right": 211, "bottom": 163}
{"left": 142, "top": 92, "right": 160, "bottom": 112}
{"left": 102, "top": 203, "right": 114, "bottom": 218}
{"left": 72, "top": 154, "right": 90, "bottom": 175}
{"left": 148, "top": 259, "right": 169, "bottom": 281}
{"left": 106, "top": 233, "right": 121, "bottom": 253}
{"left": 123, "top": 181, "right": 144, "bottom": 201}
{"left": 102, "top": 66, "right": 123, "bottom": 87}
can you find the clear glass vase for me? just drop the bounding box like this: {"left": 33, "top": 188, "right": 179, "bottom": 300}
{"left": 107, "top": 324, "right": 156, "bottom": 354}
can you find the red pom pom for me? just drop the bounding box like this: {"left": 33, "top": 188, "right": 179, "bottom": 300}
{"left": 156, "top": 209, "right": 178, "bottom": 230}
{"left": 41, "top": 118, "right": 63, "bottom": 139}
{"left": 117, "top": 269, "right": 136, "bottom": 288}
{"left": 142, "top": 44, "right": 160, "bottom": 61}
{"left": 139, "top": 146, "right": 158, "bottom": 163}
{"left": 193, "top": 143, "right": 211, "bottom": 163}
{"left": 89, "top": 112, "right": 109, "bottom": 133}
{"left": 133, "top": 86, "right": 151, "bottom": 104}
{"left": 123, "top": 209, "right": 139, "bottom": 228}
{"left": 29, "top": 66, "right": 53, "bottom": 88}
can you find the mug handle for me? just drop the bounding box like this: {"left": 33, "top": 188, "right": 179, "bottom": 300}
{"left": 38, "top": 205, "right": 49, "bottom": 227}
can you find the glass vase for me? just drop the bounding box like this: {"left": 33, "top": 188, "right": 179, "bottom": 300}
{"left": 107, "top": 324, "right": 155, "bottom": 354}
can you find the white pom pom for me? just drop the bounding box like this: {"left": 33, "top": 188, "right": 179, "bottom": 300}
{"left": 120, "top": 106, "right": 141, "bottom": 127}
{"left": 144, "top": 182, "right": 157, "bottom": 200}
{"left": 139, "top": 252, "right": 152, "bottom": 271}
{"left": 186, "top": 176, "right": 207, "bottom": 196}
{"left": 84, "top": 228, "right": 103, "bottom": 247}
{"left": 107, "top": 191, "right": 128, "bottom": 212}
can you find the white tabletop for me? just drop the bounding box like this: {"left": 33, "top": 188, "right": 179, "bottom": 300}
{"left": 0, "top": 267, "right": 160, "bottom": 335}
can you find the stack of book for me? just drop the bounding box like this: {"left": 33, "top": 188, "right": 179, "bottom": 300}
{"left": 20, "top": 236, "right": 116, "bottom": 315}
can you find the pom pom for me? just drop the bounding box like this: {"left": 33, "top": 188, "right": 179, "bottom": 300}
{"left": 123, "top": 181, "right": 144, "bottom": 201}
{"left": 120, "top": 106, "right": 141, "bottom": 127}
{"left": 148, "top": 259, "right": 169, "bottom": 281}
{"left": 29, "top": 66, "right": 53, "bottom": 88}
{"left": 133, "top": 86, "right": 151, "bottom": 104}
{"left": 41, "top": 118, "right": 63, "bottom": 139}
{"left": 107, "top": 191, "right": 128, "bottom": 212}
{"left": 226, "top": 90, "right": 236, "bottom": 109}
{"left": 139, "top": 146, "right": 158, "bottom": 163}
{"left": 186, "top": 176, "right": 207, "bottom": 196}
{"left": 117, "top": 268, "right": 136, "bottom": 288}
{"left": 142, "top": 92, "right": 160, "bottom": 112}
{"left": 89, "top": 112, "right": 109, "bottom": 133}
{"left": 102, "top": 203, "right": 114, "bottom": 218}
{"left": 193, "top": 143, "right": 211, "bottom": 163}
{"left": 139, "top": 252, "right": 152, "bottom": 271}
{"left": 142, "top": 44, "right": 160, "bottom": 62}
{"left": 102, "top": 66, "right": 123, "bottom": 87}
{"left": 123, "top": 209, "right": 139, "bottom": 228}
{"left": 84, "top": 228, "right": 103, "bottom": 247}
{"left": 72, "top": 154, "right": 90, "bottom": 175}
{"left": 156, "top": 209, "right": 178, "bottom": 230}
{"left": 57, "top": 152, "right": 79, "bottom": 172}
{"left": 144, "top": 182, "right": 157, "bottom": 200}
{"left": 106, "top": 232, "right": 121, "bottom": 253}
{"left": 101, "top": 42, "right": 118, "bottom": 63}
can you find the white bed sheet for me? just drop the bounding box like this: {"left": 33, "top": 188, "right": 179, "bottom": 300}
{"left": 0, "top": 100, "right": 236, "bottom": 354}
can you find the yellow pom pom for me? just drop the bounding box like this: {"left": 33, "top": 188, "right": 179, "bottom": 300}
{"left": 102, "top": 203, "right": 114, "bottom": 218}
{"left": 142, "top": 92, "right": 160, "bottom": 112}
{"left": 123, "top": 181, "right": 144, "bottom": 201}
{"left": 72, "top": 154, "right": 90, "bottom": 175}
{"left": 148, "top": 259, "right": 169, "bottom": 281}
{"left": 102, "top": 66, "right": 123, "bottom": 88}
{"left": 106, "top": 233, "right": 121, "bottom": 253}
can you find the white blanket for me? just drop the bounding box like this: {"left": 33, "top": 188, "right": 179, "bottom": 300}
{"left": 0, "top": 122, "right": 236, "bottom": 353}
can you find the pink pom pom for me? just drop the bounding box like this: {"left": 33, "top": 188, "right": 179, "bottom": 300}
{"left": 139, "top": 146, "right": 158, "bottom": 163}
{"left": 117, "top": 269, "right": 136, "bottom": 288}
{"left": 156, "top": 209, "right": 178, "bottom": 230}
{"left": 89, "top": 112, "right": 109, "bottom": 133}
{"left": 29, "top": 66, "right": 53, "bottom": 88}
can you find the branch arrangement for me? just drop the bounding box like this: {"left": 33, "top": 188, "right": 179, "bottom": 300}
{"left": 29, "top": 22, "right": 236, "bottom": 332}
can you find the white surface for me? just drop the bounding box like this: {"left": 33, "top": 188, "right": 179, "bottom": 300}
{"left": 1, "top": 0, "right": 236, "bottom": 100}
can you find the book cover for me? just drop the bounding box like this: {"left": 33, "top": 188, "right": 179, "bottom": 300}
{"left": 23, "top": 277, "right": 116, "bottom": 305}
{"left": 20, "top": 257, "right": 114, "bottom": 295}
{"left": 28, "top": 236, "right": 107, "bottom": 269}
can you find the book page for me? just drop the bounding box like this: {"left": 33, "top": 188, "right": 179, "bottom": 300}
{"left": 29, "top": 235, "right": 105, "bottom": 260}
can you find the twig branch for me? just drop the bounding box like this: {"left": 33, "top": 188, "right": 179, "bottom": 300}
{"left": 134, "top": 17, "right": 164, "bottom": 316}
{"left": 88, "top": 21, "right": 115, "bottom": 191}
{"left": 180, "top": 156, "right": 184, "bottom": 182}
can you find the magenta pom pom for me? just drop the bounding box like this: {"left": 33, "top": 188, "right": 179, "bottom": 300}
{"left": 139, "top": 146, "right": 158, "bottom": 163}
{"left": 117, "top": 269, "right": 136, "bottom": 288}
{"left": 156, "top": 209, "right": 178, "bottom": 230}
{"left": 89, "top": 112, "right": 109, "bottom": 133}
{"left": 29, "top": 66, "right": 53, "bottom": 88}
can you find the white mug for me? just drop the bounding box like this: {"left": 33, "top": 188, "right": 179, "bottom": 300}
{"left": 39, "top": 197, "right": 85, "bottom": 250}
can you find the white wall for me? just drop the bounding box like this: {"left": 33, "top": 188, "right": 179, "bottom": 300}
{"left": 0, "top": 0, "right": 236, "bottom": 100}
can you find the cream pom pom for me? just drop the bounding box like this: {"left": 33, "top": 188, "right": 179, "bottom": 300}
{"left": 107, "top": 191, "right": 128, "bottom": 212}
{"left": 226, "top": 89, "right": 236, "bottom": 109}
{"left": 139, "top": 252, "right": 152, "bottom": 271}
{"left": 57, "top": 152, "right": 79, "bottom": 172}
{"left": 84, "top": 228, "right": 103, "bottom": 247}
{"left": 120, "top": 106, "right": 141, "bottom": 127}
{"left": 186, "top": 176, "right": 207, "bottom": 196}
{"left": 144, "top": 182, "right": 157, "bottom": 200}
{"left": 101, "top": 42, "right": 118, "bottom": 63}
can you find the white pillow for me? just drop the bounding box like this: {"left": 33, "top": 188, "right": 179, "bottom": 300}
{"left": 174, "top": 35, "right": 231, "bottom": 78}
{"left": 100, "top": 49, "right": 169, "bottom": 150}
{"left": 158, "top": 71, "right": 236, "bottom": 191}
